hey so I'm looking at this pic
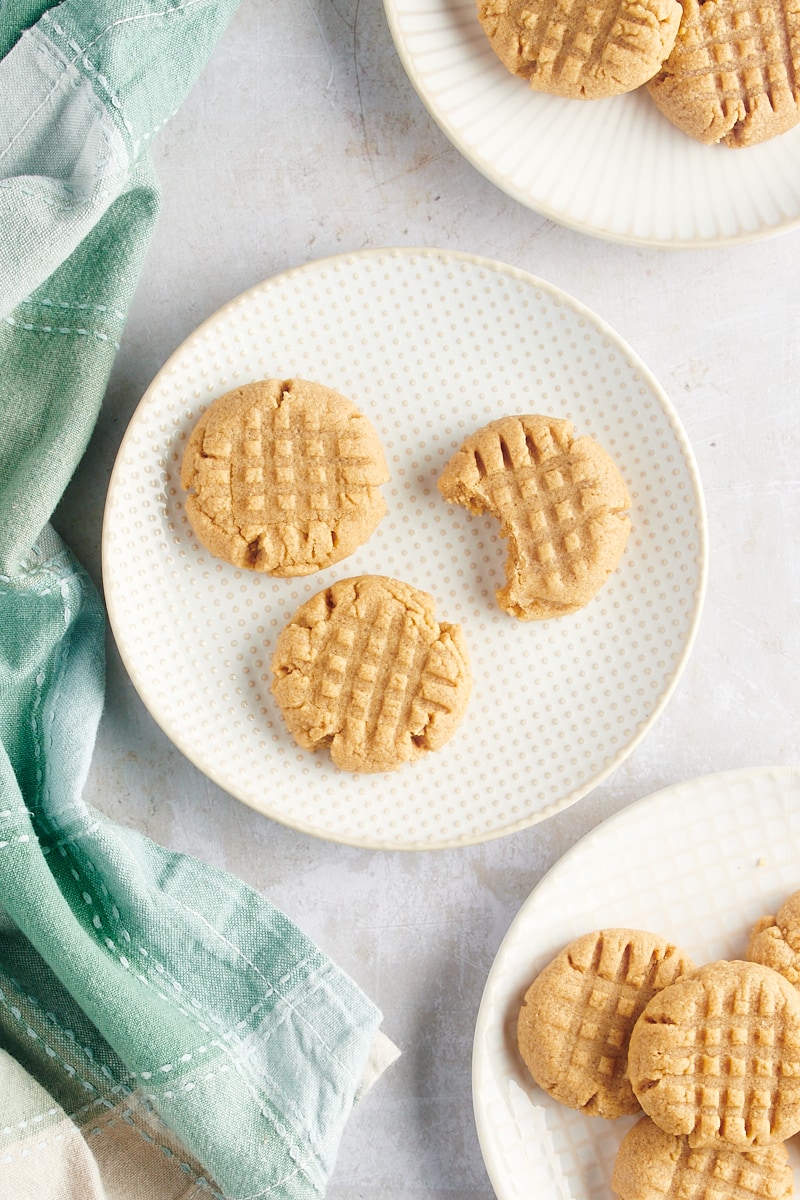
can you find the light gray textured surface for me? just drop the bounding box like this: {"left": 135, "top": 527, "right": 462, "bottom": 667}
{"left": 53, "top": 0, "right": 800, "bottom": 1194}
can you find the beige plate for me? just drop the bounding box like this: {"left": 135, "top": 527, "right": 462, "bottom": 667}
{"left": 102, "top": 248, "right": 707, "bottom": 849}
{"left": 383, "top": 0, "right": 800, "bottom": 246}
{"left": 473, "top": 766, "right": 800, "bottom": 1197}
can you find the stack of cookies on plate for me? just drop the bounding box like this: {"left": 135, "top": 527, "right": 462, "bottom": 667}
{"left": 477, "top": 0, "right": 800, "bottom": 148}
{"left": 517, "top": 890, "right": 800, "bottom": 1199}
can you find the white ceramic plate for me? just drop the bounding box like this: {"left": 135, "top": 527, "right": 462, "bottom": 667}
{"left": 472, "top": 766, "right": 800, "bottom": 1199}
{"left": 383, "top": 0, "right": 800, "bottom": 246}
{"left": 102, "top": 247, "right": 706, "bottom": 849}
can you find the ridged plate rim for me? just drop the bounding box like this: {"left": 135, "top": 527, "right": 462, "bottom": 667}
{"left": 382, "top": 0, "right": 800, "bottom": 248}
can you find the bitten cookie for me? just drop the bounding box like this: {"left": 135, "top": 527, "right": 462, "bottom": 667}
{"left": 438, "top": 414, "right": 630, "bottom": 621}
{"left": 270, "top": 575, "right": 471, "bottom": 773}
{"left": 181, "top": 378, "right": 389, "bottom": 575}
{"left": 628, "top": 959, "right": 800, "bottom": 1147}
{"left": 517, "top": 929, "right": 694, "bottom": 1118}
{"left": 611, "top": 1116, "right": 793, "bottom": 1200}
{"left": 477, "top": 0, "right": 681, "bottom": 99}
{"left": 647, "top": 0, "right": 800, "bottom": 147}
{"left": 747, "top": 889, "right": 800, "bottom": 989}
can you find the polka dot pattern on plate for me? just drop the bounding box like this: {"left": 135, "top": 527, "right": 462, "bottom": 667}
{"left": 102, "top": 248, "right": 707, "bottom": 849}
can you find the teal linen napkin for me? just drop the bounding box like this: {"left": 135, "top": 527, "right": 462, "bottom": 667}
{"left": 0, "top": 3, "right": 395, "bottom": 1196}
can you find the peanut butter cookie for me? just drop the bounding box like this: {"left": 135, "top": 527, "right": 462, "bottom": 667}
{"left": 438, "top": 414, "right": 630, "bottom": 621}
{"left": 477, "top": 0, "right": 681, "bottom": 99}
{"left": 517, "top": 929, "right": 694, "bottom": 1118}
{"left": 612, "top": 1116, "right": 793, "bottom": 1200}
{"left": 647, "top": 0, "right": 800, "bottom": 147}
{"left": 181, "top": 378, "right": 389, "bottom": 575}
{"left": 747, "top": 889, "right": 800, "bottom": 989}
{"left": 628, "top": 959, "right": 800, "bottom": 1147}
{"left": 271, "top": 575, "right": 471, "bottom": 773}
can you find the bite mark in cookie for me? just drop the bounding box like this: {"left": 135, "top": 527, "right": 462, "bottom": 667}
{"left": 438, "top": 414, "right": 630, "bottom": 621}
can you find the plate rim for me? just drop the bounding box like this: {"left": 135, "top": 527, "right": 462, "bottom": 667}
{"left": 102, "top": 245, "right": 709, "bottom": 850}
{"left": 381, "top": 0, "right": 800, "bottom": 249}
{"left": 471, "top": 763, "right": 800, "bottom": 1197}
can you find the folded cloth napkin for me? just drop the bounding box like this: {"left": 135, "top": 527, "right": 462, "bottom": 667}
{"left": 0, "top": 2, "right": 397, "bottom": 1197}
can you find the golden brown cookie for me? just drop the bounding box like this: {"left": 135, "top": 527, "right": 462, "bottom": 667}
{"left": 747, "top": 889, "right": 800, "bottom": 989}
{"left": 270, "top": 575, "right": 471, "bottom": 773}
{"left": 647, "top": 0, "right": 800, "bottom": 147}
{"left": 611, "top": 1116, "right": 793, "bottom": 1200}
{"left": 517, "top": 929, "right": 695, "bottom": 1118}
{"left": 477, "top": 0, "right": 681, "bottom": 99}
{"left": 628, "top": 959, "right": 800, "bottom": 1147}
{"left": 437, "top": 414, "right": 630, "bottom": 621}
{"left": 181, "top": 378, "right": 389, "bottom": 575}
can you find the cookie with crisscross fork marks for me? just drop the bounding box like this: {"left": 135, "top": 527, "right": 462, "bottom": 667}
{"left": 438, "top": 414, "right": 630, "bottom": 621}
{"left": 181, "top": 378, "right": 389, "bottom": 575}
{"left": 612, "top": 1116, "right": 793, "bottom": 1200}
{"left": 517, "top": 930, "right": 695, "bottom": 1118}
{"left": 628, "top": 960, "right": 800, "bottom": 1147}
{"left": 477, "top": 0, "right": 681, "bottom": 98}
{"left": 647, "top": 0, "right": 800, "bottom": 146}
{"left": 747, "top": 888, "right": 800, "bottom": 989}
{"left": 271, "top": 576, "right": 471, "bottom": 773}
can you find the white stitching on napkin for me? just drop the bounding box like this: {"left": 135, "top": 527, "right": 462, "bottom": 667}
{"left": 0, "top": 1131, "right": 67, "bottom": 1166}
{"left": 8, "top": 842, "right": 338, "bottom": 1182}
{"left": 0, "top": 834, "right": 31, "bottom": 848}
{"left": 0, "top": 985, "right": 106, "bottom": 1096}
{"left": 0, "top": 27, "right": 125, "bottom": 193}
{"left": 1, "top": 1114, "right": 225, "bottom": 1199}
{"left": 40, "top": 825, "right": 101, "bottom": 853}
{"left": 0, "top": 987, "right": 233, "bottom": 1183}
{"left": 27, "top": 0, "right": 217, "bottom": 159}
{"left": 2, "top": 976, "right": 313, "bottom": 1193}
{"left": 0, "top": 0, "right": 211, "bottom": 170}
{"left": 63, "top": 843, "right": 276, "bottom": 1051}
{"left": 45, "top": 18, "right": 135, "bottom": 141}
{"left": 8, "top": 978, "right": 130, "bottom": 1076}
{"left": 19, "top": 297, "right": 127, "bottom": 322}
{"left": 1, "top": 1106, "right": 58, "bottom": 1135}
{"left": 172, "top": 896, "right": 361, "bottom": 1084}
{"left": 3, "top": 315, "right": 121, "bottom": 349}
{"left": 0, "top": 179, "right": 107, "bottom": 212}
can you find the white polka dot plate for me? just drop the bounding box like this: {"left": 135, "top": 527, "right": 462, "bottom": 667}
{"left": 383, "top": 0, "right": 800, "bottom": 245}
{"left": 473, "top": 766, "right": 800, "bottom": 1198}
{"left": 102, "top": 248, "right": 706, "bottom": 849}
